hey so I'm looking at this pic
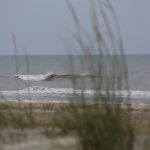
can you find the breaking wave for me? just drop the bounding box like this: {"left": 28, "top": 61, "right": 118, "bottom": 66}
{"left": 1, "top": 86, "right": 150, "bottom": 99}
{"left": 14, "top": 72, "right": 96, "bottom": 81}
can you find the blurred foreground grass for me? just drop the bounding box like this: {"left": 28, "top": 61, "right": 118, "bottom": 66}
{"left": 0, "top": 102, "right": 149, "bottom": 150}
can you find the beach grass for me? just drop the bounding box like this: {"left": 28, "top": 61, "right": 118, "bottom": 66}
{"left": 0, "top": 101, "right": 149, "bottom": 149}
{"left": 63, "top": 1, "right": 134, "bottom": 150}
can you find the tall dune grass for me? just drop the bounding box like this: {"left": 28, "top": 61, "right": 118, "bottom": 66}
{"left": 63, "top": 0, "right": 135, "bottom": 149}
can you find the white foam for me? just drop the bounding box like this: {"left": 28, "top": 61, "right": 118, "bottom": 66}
{"left": 1, "top": 86, "right": 150, "bottom": 99}
{"left": 14, "top": 72, "right": 54, "bottom": 81}
{"left": 14, "top": 72, "right": 93, "bottom": 81}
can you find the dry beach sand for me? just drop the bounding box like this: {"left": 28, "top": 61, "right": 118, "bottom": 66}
{"left": 0, "top": 101, "right": 149, "bottom": 150}
{"left": 0, "top": 101, "right": 150, "bottom": 133}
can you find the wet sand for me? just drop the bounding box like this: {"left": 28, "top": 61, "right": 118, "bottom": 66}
{"left": 0, "top": 101, "right": 150, "bottom": 111}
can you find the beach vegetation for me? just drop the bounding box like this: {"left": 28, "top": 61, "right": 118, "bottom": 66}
{"left": 60, "top": 0, "right": 135, "bottom": 150}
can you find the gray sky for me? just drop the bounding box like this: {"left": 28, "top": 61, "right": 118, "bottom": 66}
{"left": 0, "top": 0, "right": 150, "bottom": 55}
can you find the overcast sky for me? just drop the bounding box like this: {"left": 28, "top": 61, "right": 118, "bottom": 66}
{"left": 0, "top": 0, "right": 150, "bottom": 55}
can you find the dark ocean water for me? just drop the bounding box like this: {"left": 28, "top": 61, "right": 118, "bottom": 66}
{"left": 0, "top": 55, "right": 150, "bottom": 104}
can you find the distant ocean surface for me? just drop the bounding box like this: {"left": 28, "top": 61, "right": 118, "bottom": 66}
{"left": 0, "top": 55, "right": 150, "bottom": 104}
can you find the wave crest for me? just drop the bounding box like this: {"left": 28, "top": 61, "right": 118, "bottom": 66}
{"left": 14, "top": 72, "right": 95, "bottom": 81}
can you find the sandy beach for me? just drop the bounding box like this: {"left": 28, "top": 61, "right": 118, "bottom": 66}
{"left": 0, "top": 101, "right": 149, "bottom": 150}
{"left": 0, "top": 101, "right": 150, "bottom": 111}
{"left": 0, "top": 101, "right": 150, "bottom": 133}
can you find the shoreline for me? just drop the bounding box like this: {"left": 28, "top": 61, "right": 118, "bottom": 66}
{"left": 0, "top": 101, "right": 150, "bottom": 111}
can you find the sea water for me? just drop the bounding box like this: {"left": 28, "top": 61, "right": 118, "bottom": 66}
{"left": 0, "top": 55, "right": 150, "bottom": 104}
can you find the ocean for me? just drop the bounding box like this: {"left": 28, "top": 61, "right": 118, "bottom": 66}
{"left": 0, "top": 55, "right": 150, "bottom": 104}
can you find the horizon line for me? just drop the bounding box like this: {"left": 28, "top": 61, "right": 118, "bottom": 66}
{"left": 0, "top": 54, "right": 150, "bottom": 56}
